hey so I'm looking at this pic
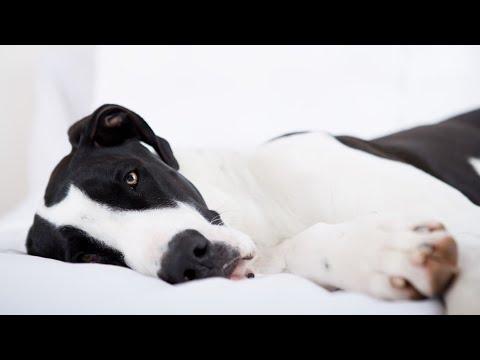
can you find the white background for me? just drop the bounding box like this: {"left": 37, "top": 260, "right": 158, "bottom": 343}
{"left": 2, "top": 45, "right": 480, "bottom": 215}
{"left": 95, "top": 45, "right": 480, "bottom": 147}
{"left": 0, "top": 45, "right": 95, "bottom": 215}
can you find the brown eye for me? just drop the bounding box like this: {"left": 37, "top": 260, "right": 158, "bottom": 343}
{"left": 81, "top": 254, "right": 102, "bottom": 263}
{"left": 125, "top": 171, "right": 138, "bottom": 186}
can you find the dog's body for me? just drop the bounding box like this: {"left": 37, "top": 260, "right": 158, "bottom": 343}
{"left": 27, "top": 105, "right": 480, "bottom": 314}
{"left": 176, "top": 129, "right": 480, "bottom": 312}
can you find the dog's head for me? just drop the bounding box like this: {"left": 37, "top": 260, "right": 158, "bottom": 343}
{"left": 26, "top": 104, "right": 256, "bottom": 283}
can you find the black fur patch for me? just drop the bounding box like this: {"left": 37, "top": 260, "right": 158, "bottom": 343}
{"left": 27, "top": 215, "right": 127, "bottom": 266}
{"left": 336, "top": 108, "right": 480, "bottom": 205}
{"left": 27, "top": 104, "right": 224, "bottom": 268}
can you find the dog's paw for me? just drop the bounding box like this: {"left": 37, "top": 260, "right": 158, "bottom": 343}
{"left": 370, "top": 221, "right": 458, "bottom": 300}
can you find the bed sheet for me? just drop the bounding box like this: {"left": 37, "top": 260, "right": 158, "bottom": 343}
{"left": 0, "top": 200, "right": 443, "bottom": 315}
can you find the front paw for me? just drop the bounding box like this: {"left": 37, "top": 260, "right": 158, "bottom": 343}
{"left": 370, "top": 221, "right": 458, "bottom": 300}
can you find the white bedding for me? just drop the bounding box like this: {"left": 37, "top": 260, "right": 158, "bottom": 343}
{"left": 6, "top": 45, "right": 478, "bottom": 315}
{"left": 0, "top": 211, "right": 442, "bottom": 314}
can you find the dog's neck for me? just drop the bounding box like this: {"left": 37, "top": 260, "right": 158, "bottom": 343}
{"left": 175, "top": 148, "right": 303, "bottom": 252}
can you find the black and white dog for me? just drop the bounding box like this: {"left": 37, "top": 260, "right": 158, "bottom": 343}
{"left": 27, "top": 104, "right": 480, "bottom": 314}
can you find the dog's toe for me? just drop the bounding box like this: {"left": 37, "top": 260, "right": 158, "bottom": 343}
{"left": 410, "top": 233, "right": 458, "bottom": 296}
{"left": 377, "top": 221, "right": 459, "bottom": 299}
{"left": 408, "top": 224, "right": 459, "bottom": 297}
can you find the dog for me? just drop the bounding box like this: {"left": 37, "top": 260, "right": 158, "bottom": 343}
{"left": 26, "top": 104, "right": 480, "bottom": 314}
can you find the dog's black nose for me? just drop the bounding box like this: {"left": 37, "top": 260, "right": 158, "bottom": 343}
{"left": 159, "top": 229, "right": 240, "bottom": 284}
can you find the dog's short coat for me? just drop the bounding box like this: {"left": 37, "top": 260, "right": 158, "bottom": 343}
{"left": 27, "top": 104, "right": 480, "bottom": 314}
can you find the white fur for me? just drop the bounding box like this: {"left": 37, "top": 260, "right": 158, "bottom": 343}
{"left": 177, "top": 133, "right": 480, "bottom": 249}
{"left": 276, "top": 214, "right": 456, "bottom": 299}
{"left": 37, "top": 185, "right": 255, "bottom": 277}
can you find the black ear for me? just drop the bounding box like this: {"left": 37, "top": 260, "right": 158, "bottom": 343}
{"left": 68, "top": 104, "right": 179, "bottom": 170}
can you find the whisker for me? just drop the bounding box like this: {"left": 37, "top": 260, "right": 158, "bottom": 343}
{"left": 208, "top": 209, "right": 238, "bottom": 225}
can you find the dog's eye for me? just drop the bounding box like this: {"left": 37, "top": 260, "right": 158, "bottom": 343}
{"left": 80, "top": 254, "right": 102, "bottom": 263}
{"left": 125, "top": 171, "right": 138, "bottom": 186}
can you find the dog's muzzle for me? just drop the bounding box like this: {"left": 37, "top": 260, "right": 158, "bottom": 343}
{"left": 158, "top": 229, "right": 254, "bottom": 284}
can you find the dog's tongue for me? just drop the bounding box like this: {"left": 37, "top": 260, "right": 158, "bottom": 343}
{"left": 229, "top": 259, "right": 254, "bottom": 280}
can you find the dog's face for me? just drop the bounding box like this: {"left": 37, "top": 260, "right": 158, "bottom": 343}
{"left": 27, "top": 104, "right": 256, "bottom": 283}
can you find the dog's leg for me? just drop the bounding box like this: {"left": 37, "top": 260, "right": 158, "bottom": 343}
{"left": 271, "top": 214, "right": 459, "bottom": 301}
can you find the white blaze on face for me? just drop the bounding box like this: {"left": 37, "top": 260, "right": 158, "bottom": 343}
{"left": 36, "top": 185, "right": 256, "bottom": 277}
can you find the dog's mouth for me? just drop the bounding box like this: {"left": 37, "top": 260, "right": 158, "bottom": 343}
{"left": 223, "top": 254, "right": 255, "bottom": 280}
